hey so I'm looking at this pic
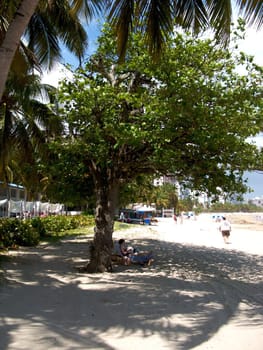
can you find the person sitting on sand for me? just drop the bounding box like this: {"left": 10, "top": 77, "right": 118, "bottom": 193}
{"left": 113, "top": 239, "right": 130, "bottom": 265}
{"left": 114, "top": 238, "right": 128, "bottom": 256}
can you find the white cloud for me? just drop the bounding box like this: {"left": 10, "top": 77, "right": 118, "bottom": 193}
{"left": 41, "top": 62, "right": 73, "bottom": 87}
{"left": 247, "top": 133, "right": 263, "bottom": 148}
{"left": 238, "top": 28, "right": 263, "bottom": 65}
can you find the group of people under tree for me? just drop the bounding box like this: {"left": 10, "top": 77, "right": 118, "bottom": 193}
{"left": 112, "top": 214, "right": 231, "bottom": 271}
{"left": 112, "top": 239, "right": 154, "bottom": 266}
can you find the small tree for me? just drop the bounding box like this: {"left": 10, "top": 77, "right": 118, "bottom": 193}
{"left": 56, "top": 25, "right": 262, "bottom": 272}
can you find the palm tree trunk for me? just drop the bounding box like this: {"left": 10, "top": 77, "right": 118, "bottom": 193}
{"left": 86, "top": 175, "right": 119, "bottom": 273}
{"left": 0, "top": 0, "right": 39, "bottom": 102}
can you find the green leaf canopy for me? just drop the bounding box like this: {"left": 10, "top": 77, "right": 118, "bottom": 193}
{"left": 56, "top": 25, "right": 263, "bottom": 200}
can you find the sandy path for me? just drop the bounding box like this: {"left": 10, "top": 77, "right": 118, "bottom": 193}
{"left": 0, "top": 214, "right": 263, "bottom": 349}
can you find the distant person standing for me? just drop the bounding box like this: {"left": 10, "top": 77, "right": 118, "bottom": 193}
{"left": 120, "top": 211, "right": 125, "bottom": 222}
{"left": 173, "top": 213, "right": 177, "bottom": 224}
{"left": 179, "top": 212, "right": 184, "bottom": 224}
{"left": 219, "top": 216, "right": 231, "bottom": 243}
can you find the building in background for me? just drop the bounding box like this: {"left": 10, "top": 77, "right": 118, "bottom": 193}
{"left": 0, "top": 182, "right": 63, "bottom": 217}
{"left": 248, "top": 197, "right": 263, "bottom": 208}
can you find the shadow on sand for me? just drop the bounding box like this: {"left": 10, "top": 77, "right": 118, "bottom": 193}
{"left": 0, "top": 234, "right": 263, "bottom": 349}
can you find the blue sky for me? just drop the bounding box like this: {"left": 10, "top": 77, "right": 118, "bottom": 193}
{"left": 61, "top": 19, "right": 102, "bottom": 69}
{"left": 44, "top": 20, "right": 263, "bottom": 200}
{"left": 244, "top": 171, "right": 263, "bottom": 199}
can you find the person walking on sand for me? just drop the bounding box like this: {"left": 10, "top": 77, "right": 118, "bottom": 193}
{"left": 219, "top": 216, "right": 231, "bottom": 243}
{"left": 179, "top": 212, "right": 184, "bottom": 224}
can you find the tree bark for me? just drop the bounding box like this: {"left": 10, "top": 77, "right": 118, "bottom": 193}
{"left": 0, "top": 0, "right": 39, "bottom": 102}
{"left": 85, "top": 175, "right": 119, "bottom": 273}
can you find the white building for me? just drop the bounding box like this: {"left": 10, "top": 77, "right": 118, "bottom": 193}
{"left": 248, "top": 196, "right": 263, "bottom": 207}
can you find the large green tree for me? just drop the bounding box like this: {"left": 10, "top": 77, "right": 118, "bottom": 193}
{"left": 0, "top": 1, "right": 262, "bottom": 101}
{"left": 55, "top": 26, "right": 262, "bottom": 272}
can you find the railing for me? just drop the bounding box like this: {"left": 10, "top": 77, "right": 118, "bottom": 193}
{"left": 0, "top": 199, "right": 63, "bottom": 218}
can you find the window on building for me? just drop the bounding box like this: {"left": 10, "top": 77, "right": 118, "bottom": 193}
{"left": 11, "top": 189, "right": 17, "bottom": 199}
{"left": 19, "top": 190, "right": 25, "bottom": 200}
{"left": 0, "top": 187, "right": 7, "bottom": 198}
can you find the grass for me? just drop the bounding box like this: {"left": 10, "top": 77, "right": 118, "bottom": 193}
{"left": 114, "top": 221, "right": 133, "bottom": 231}
{"left": 39, "top": 220, "right": 132, "bottom": 244}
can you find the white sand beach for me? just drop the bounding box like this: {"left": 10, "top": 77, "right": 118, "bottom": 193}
{"left": 1, "top": 213, "right": 263, "bottom": 349}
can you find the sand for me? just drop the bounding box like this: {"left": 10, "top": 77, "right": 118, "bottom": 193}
{"left": 0, "top": 213, "right": 263, "bottom": 349}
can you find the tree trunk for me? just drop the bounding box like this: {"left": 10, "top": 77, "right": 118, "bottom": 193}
{"left": 85, "top": 177, "right": 119, "bottom": 273}
{"left": 0, "top": 0, "right": 39, "bottom": 102}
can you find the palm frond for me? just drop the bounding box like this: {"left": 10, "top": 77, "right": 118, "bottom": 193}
{"left": 5, "top": 72, "right": 42, "bottom": 113}
{"left": 236, "top": 0, "right": 263, "bottom": 29}
{"left": 0, "top": 108, "right": 14, "bottom": 182}
{"left": 27, "top": 1, "right": 90, "bottom": 68}
{"left": 142, "top": 0, "right": 173, "bottom": 58}
{"left": 1, "top": 67, "right": 62, "bottom": 188}
{"left": 26, "top": 13, "right": 61, "bottom": 70}
{"left": 10, "top": 42, "right": 41, "bottom": 80}
{"left": 108, "top": 0, "right": 134, "bottom": 61}
{"left": 0, "top": 0, "right": 21, "bottom": 22}
{"left": 43, "top": 0, "right": 88, "bottom": 61}
{"left": 109, "top": 0, "right": 209, "bottom": 59}
{"left": 173, "top": 0, "right": 209, "bottom": 32}
{"left": 207, "top": 0, "right": 232, "bottom": 44}
{"left": 108, "top": 0, "right": 262, "bottom": 59}
{"left": 29, "top": 99, "right": 64, "bottom": 138}
{"left": 70, "top": 0, "right": 105, "bottom": 19}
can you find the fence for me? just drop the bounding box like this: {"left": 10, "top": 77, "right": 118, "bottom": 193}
{"left": 0, "top": 199, "right": 63, "bottom": 218}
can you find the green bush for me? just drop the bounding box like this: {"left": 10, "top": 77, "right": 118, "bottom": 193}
{"left": 14, "top": 221, "right": 40, "bottom": 246}
{"left": 70, "top": 215, "right": 94, "bottom": 228}
{"left": 0, "top": 218, "right": 40, "bottom": 248}
{"left": 39, "top": 215, "right": 94, "bottom": 236}
{"left": 0, "top": 215, "right": 94, "bottom": 249}
{"left": 40, "top": 216, "right": 72, "bottom": 235}
{"left": 31, "top": 217, "right": 46, "bottom": 238}
{"left": 0, "top": 219, "right": 15, "bottom": 248}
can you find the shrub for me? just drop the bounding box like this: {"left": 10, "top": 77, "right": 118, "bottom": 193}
{"left": 31, "top": 217, "right": 46, "bottom": 238}
{"left": 0, "top": 214, "right": 94, "bottom": 248}
{"left": 40, "top": 215, "right": 77, "bottom": 235}
{"left": 14, "top": 221, "right": 40, "bottom": 246}
{"left": 0, "top": 219, "right": 15, "bottom": 248}
{"left": 40, "top": 215, "right": 94, "bottom": 236}
{"left": 0, "top": 218, "right": 40, "bottom": 248}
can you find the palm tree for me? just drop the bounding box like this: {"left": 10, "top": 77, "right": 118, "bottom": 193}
{"left": 0, "top": 63, "right": 64, "bottom": 200}
{"left": 0, "top": 0, "right": 104, "bottom": 200}
{"left": 108, "top": 0, "right": 263, "bottom": 60}
{"left": 0, "top": 0, "right": 104, "bottom": 101}
{"left": 0, "top": 0, "right": 40, "bottom": 102}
